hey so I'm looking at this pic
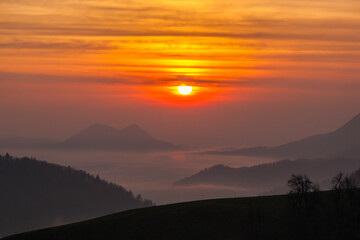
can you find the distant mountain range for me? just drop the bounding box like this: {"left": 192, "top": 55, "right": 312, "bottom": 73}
{"left": 173, "top": 157, "right": 360, "bottom": 191}
{"left": 203, "top": 113, "right": 360, "bottom": 159}
{"left": 0, "top": 124, "right": 179, "bottom": 151}
{"left": 0, "top": 153, "right": 153, "bottom": 237}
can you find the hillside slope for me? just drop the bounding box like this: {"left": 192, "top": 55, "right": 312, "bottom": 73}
{"left": 173, "top": 158, "right": 360, "bottom": 190}
{"left": 204, "top": 113, "right": 360, "bottom": 158}
{"left": 0, "top": 153, "right": 152, "bottom": 237}
{"left": 4, "top": 191, "right": 360, "bottom": 240}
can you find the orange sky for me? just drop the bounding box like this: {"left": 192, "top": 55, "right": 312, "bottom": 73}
{"left": 0, "top": 0, "right": 360, "bottom": 146}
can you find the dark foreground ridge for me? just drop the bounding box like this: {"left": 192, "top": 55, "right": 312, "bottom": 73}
{"left": 5, "top": 190, "right": 360, "bottom": 240}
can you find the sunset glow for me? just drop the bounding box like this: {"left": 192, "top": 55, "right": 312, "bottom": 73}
{"left": 1, "top": 2, "right": 360, "bottom": 229}
{"left": 0, "top": 0, "right": 360, "bottom": 147}
{"left": 177, "top": 86, "right": 193, "bottom": 95}
{"left": 1, "top": 0, "right": 359, "bottom": 107}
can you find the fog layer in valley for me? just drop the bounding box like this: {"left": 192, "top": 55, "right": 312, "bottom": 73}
{"left": 0, "top": 148, "right": 270, "bottom": 204}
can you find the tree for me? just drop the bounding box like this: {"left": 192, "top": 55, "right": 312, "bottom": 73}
{"left": 287, "top": 174, "right": 319, "bottom": 212}
{"left": 330, "top": 172, "right": 358, "bottom": 219}
{"left": 331, "top": 172, "right": 345, "bottom": 191}
{"left": 343, "top": 176, "right": 357, "bottom": 190}
{"left": 288, "top": 174, "right": 319, "bottom": 195}
{"left": 331, "top": 172, "right": 356, "bottom": 191}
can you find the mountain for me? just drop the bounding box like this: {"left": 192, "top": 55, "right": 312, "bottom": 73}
{"left": 0, "top": 123, "right": 179, "bottom": 152}
{"left": 61, "top": 123, "right": 178, "bottom": 151}
{"left": 4, "top": 191, "right": 360, "bottom": 240}
{"left": 173, "top": 157, "right": 360, "bottom": 190}
{"left": 204, "top": 113, "right": 360, "bottom": 159}
{"left": 0, "top": 153, "right": 153, "bottom": 238}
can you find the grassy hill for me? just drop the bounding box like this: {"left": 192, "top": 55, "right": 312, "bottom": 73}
{"left": 4, "top": 190, "right": 360, "bottom": 240}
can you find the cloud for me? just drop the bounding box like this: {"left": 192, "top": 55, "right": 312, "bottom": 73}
{"left": 0, "top": 40, "right": 117, "bottom": 50}
{"left": 1, "top": 0, "right": 359, "bottom": 95}
{"left": 0, "top": 71, "right": 142, "bottom": 85}
{"left": 1, "top": 20, "right": 360, "bottom": 44}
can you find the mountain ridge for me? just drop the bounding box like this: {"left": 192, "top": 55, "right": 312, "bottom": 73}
{"left": 203, "top": 113, "right": 360, "bottom": 158}
{"left": 0, "top": 153, "right": 153, "bottom": 237}
{"left": 173, "top": 157, "right": 360, "bottom": 188}
{"left": 0, "top": 123, "right": 179, "bottom": 152}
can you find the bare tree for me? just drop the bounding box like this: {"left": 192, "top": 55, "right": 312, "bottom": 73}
{"left": 287, "top": 174, "right": 319, "bottom": 212}
{"left": 288, "top": 174, "right": 319, "bottom": 195}
{"left": 331, "top": 172, "right": 345, "bottom": 191}
{"left": 343, "top": 176, "right": 357, "bottom": 190}
{"left": 331, "top": 172, "right": 358, "bottom": 216}
{"left": 331, "top": 172, "right": 357, "bottom": 191}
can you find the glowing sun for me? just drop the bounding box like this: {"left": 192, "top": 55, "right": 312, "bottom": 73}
{"left": 177, "top": 86, "right": 192, "bottom": 95}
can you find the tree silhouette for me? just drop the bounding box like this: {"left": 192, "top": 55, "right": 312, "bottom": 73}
{"left": 288, "top": 174, "right": 319, "bottom": 195}
{"left": 331, "top": 172, "right": 345, "bottom": 191}
{"left": 331, "top": 172, "right": 357, "bottom": 191}
{"left": 331, "top": 172, "right": 358, "bottom": 213}
{"left": 287, "top": 174, "right": 319, "bottom": 213}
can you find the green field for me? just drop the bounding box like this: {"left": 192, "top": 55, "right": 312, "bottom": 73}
{"left": 4, "top": 191, "right": 360, "bottom": 240}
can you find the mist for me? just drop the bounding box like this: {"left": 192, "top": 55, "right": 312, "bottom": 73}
{"left": 0, "top": 148, "right": 270, "bottom": 204}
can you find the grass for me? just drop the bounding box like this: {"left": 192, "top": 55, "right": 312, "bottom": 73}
{"left": 4, "top": 190, "right": 360, "bottom": 240}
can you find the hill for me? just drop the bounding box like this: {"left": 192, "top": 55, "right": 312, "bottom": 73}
{"left": 173, "top": 158, "right": 360, "bottom": 191}
{"left": 0, "top": 153, "right": 153, "bottom": 238}
{"left": 204, "top": 113, "right": 360, "bottom": 159}
{"left": 0, "top": 123, "right": 179, "bottom": 151}
{"left": 60, "top": 123, "right": 178, "bottom": 151}
{"left": 4, "top": 190, "right": 360, "bottom": 240}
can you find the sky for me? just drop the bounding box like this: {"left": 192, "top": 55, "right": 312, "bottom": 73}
{"left": 1, "top": 0, "right": 360, "bottom": 147}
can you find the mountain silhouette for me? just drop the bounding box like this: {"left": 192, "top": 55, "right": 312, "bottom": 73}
{"left": 204, "top": 113, "right": 360, "bottom": 158}
{"left": 173, "top": 157, "right": 360, "bottom": 190}
{"left": 0, "top": 124, "right": 179, "bottom": 151}
{"left": 0, "top": 153, "right": 153, "bottom": 237}
{"left": 61, "top": 123, "right": 178, "bottom": 151}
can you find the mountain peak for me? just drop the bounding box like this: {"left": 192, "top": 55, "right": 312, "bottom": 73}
{"left": 121, "top": 123, "right": 153, "bottom": 139}
{"left": 350, "top": 113, "right": 360, "bottom": 123}
{"left": 81, "top": 123, "right": 119, "bottom": 134}
{"left": 62, "top": 122, "right": 177, "bottom": 151}
{"left": 66, "top": 124, "right": 119, "bottom": 142}
{"left": 335, "top": 113, "right": 360, "bottom": 133}
{"left": 345, "top": 113, "right": 360, "bottom": 124}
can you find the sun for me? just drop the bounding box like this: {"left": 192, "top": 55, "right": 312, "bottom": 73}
{"left": 177, "top": 86, "right": 192, "bottom": 95}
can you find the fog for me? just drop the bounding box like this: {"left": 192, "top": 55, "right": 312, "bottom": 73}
{"left": 0, "top": 148, "right": 271, "bottom": 204}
